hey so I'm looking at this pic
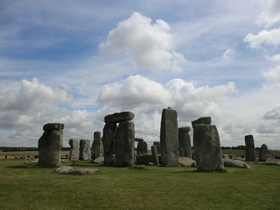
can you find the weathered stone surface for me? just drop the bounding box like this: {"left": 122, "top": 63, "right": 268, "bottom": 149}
{"left": 43, "top": 123, "right": 64, "bottom": 132}
{"left": 223, "top": 159, "right": 251, "bottom": 169}
{"left": 79, "top": 139, "right": 91, "bottom": 160}
{"left": 259, "top": 144, "right": 268, "bottom": 162}
{"left": 137, "top": 140, "right": 148, "bottom": 155}
{"left": 178, "top": 157, "right": 196, "bottom": 167}
{"left": 135, "top": 138, "right": 143, "bottom": 142}
{"left": 91, "top": 131, "right": 103, "bottom": 159}
{"left": 92, "top": 157, "right": 104, "bottom": 164}
{"left": 193, "top": 124, "right": 224, "bottom": 172}
{"left": 191, "top": 117, "right": 211, "bottom": 128}
{"left": 115, "top": 121, "right": 135, "bottom": 167}
{"left": 102, "top": 123, "right": 117, "bottom": 166}
{"left": 55, "top": 166, "right": 98, "bottom": 175}
{"left": 178, "top": 126, "right": 192, "bottom": 158}
{"left": 151, "top": 145, "right": 159, "bottom": 166}
{"left": 136, "top": 154, "right": 152, "bottom": 165}
{"left": 245, "top": 135, "right": 256, "bottom": 162}
{"left": 153, "top": 141, "right": 161, "bottom": 154}
{"left": 38, "top": 123, "right": 63, "bottom": 167}
{"left": 104, "top": 111, "right": 135, "bottom": 123}
{"left": 160, "top": 108, "right": 179, "bottom": 166}
{"left": 69, "top": 139, "right": 79, "bottom": 161}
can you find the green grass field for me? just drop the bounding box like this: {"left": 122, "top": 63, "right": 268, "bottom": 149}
{"left": 0, "top": 159, "right": 279, "bottom": 210}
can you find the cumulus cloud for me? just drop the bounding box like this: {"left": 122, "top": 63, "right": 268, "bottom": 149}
{"left": 266, "top": 54, "right": 280, "bottom": 62}
{"left": 0, "top": 78, "right": 99, "bottom": 146}
{"left": 0, "top": 78, "right": 72, "bottom": 112}
{"left": 263, "top": 66, "right": 280, "bottom": 89}
{"left": 257, "top": 0, "right": 280, "bottom": 27}
{"left": 243, "top": 28, "right": 280, "bottom": 49}
{"left": 99, "top": 12, "right": 187, "bottom": 72}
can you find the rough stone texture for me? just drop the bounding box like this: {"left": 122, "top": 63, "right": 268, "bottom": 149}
{"left": 153, "top": 141, "right": 161, "bottom": 154}
{"left": 151, "top": 145, "right": 160, "bottom": 166}
{"left": 115, "top": 121, "right": 135, "bottom": 167}
{"left": 102, "top": 123, "right": 117, "bottom": 166}
{"left": 43, "top": 123, "right": 64, "bottom": 132}
{"left": 223, "top": 159, "right": 251, "bottom": 169}
{"left": 91, "top": 131, "right": 103, "bottom": 160}
{"left": 92, "top": 157, "right": 104, "bottom": 164}
{"left": 55, "top": 166, "right": 98, "bottom": 175}
{"left": 38, "top": 123, "right": 63, "bottom": 167}
{"left": 178, "top": 126, "right": 192, "bottom": 158}
{"left": 178, "top": 157, "right": 196, "bottom": 167}
{"left": 193, "top": 124, "right": 224, "bottom": 172}
{"left": 245, "top": 135, "right": 256, "bottom": 162}
{"left": 136, "top": 154, "right": 152, "bottom": 165}
{"left": 69, "top": 139, "right": 79, "bottom": 161}
{"left": 160, "top": 108, "right": 179, "bottom": 166}
{"left": 259, "top": 144, "right": 268, "bottom": 162}
{"left": 79, "top": 139, "right": 91, "bottom": 160}
{"left": 191, "top": 117, "right": 211, "bottom": 128}
{"left": 137, "top": 139, "right": 148, "bottom": 155}
{"left": 104, "top": 111, "right": 135, "bottom": 123}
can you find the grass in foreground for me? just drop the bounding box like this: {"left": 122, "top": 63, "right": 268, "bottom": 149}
{"left": 0, "top": 159, "right": 279, "bottom": 210}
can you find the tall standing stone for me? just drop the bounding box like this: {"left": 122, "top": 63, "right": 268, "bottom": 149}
{"left": 38, "top": 123, "right": 64, "bottom": 167}
{"left": 245, "top": 135, "right": 256, "bottom": 161}
{"left": 115, "top": 121, "right": 135, "bottom": 167}
{"left": 103, "top": 123, "right": 117, "bottom": 166}
{"left": 137, "top": 139, "right": 148, "bottom": 155}
{"left": 69, "top": 139, "right": 79, "bottom": 161}
{"left": 151, "top": 145, "right": 160, "bottom": 166}
{"left": 193, "top": 123, "right": 224, "bottom": 172}
{"left": 178, "top": 126, "right": 192, "bottom": 158}
{"left": 91, "top": 131, "right": 103, "bottom": 159}
{"left": 258, "top": 144, "right": 268, "bottom": 162}
{"left": 79, "top": 139, "right": 91, "bottom": 160}
{"left": 160, "top": 108, "right": 179, "bottom": 166}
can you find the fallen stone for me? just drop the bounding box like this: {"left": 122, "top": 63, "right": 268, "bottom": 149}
{"left": 223, "top": 159, "right": 251, "bottom": 169}
{"left": 55, "top": 166, "right": 98, "bottom": 175}
{"left": 104, "top": 111, "right": 135, "bottom": 123}
{"left": 92, "top": 157, "right": 104, "bottom": 164}
{"left": 178, "top": 157, "right": 196, "bottom": 167}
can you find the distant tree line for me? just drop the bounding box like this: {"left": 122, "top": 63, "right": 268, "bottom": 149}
{"left": 0, "top": 147, "right": 70, "bottom": 152}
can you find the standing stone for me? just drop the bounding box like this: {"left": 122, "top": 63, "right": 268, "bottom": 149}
{"left": 191, "top": 117, "right": 211, "bottom": 128}
{"left": 79, "top": 139, "right": 91, "bottom": 160}
{"left": 193, "top": 124, "right": 224, "bottom": 172}
{"left": 245, "top": 135, "right": 256, "bottom": 161}
{"left": 91, "top": 131, "right": 103, "bottom": 159}
{"left": 69, "top": 139, "right": 79, "bottom": 161}
{"left": 160, "top": 108, "right": 179, "bottom": 166}
{"left": 153, "top": 141, "right": 161, "bottom": 154}
{"left": 103, "top": 123, "right": 117, "bottom": 166}
{"left": 151, "top": 145, "right": 160, "bottom": 166}
{"left": 115, "top": 121, "right": 135, "bottom": 167}
{"left": 137, "top": 139, "right": 148, "bottom": 155}
{"left": 178, "top": 126, "right": 192, "bottom": 158}
{"left": 38, "top": 123, "right": 64, "bottom": 167}
{"left": 259, "top": 144, "right": 268, "bottom": 162}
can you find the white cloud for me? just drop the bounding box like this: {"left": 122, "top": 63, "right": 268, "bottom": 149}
{"left": 266, "top": 54, "right": 280, "bottom": 62}
{"left": 257, "top": 0, "right": 280, "bottom": 27}
{"left": 0, "top": 78, "right": 72, "bottom": 112}
{"left": 244, "top": 28, "right": 280, "bottom": 49}
{"left": 263, "top": 65, "right": 280, "bottom": 89}
{"left": 263, "top": 105, "right": 280, "bottom": 121}
{"left": 221, "top": 49, "right": 235, "bottom": 61}
{"left": 99, "top": 12, "right": 187, "bottom": 72}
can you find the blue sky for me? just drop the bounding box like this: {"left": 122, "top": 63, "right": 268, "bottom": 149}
{"left": 0, "top": 0, "right": 280, "bottom": 149}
